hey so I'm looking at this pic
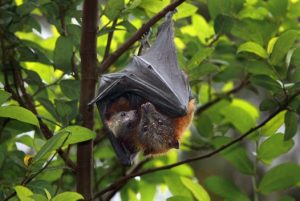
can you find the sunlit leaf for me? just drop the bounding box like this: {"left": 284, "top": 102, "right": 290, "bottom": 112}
{"left": 0, "top": 106, "right": 39, "bottom": 127}
{"left": 60, "top": 126, "right": 96, "bottom": 144}
{"left": 167, "top": 196, "right": 194, "bottom": 201}
{"left": 52, "top": 192, "right": 83, "bottom": 201}
{"left": 181, "top": 177, "right": 210, "bottom": 201}
{"left": 14, "top": 185, "right": 34, "bottom": 201}
{"left": 261, "top": 111, "right": 286, "bottom": 136}
{"left": 237, "top": 42, "right": 268, "bottom": 58}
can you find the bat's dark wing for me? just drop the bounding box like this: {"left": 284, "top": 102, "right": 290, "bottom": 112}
{"left": 90, "top": 17, "right": 191, "bottom": 117}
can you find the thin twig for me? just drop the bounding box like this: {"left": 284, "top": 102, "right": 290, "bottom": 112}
{"left": 103, "top": 18, "right": 118, "bottom": 62}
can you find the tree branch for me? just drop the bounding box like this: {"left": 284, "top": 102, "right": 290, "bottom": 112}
{"left": 103, "top": 18, "right": 118, "bottom": 62}
{"left": 98, "top": 0, "right": 186, "bottom": 74}
{"left": 78, "top": 0, "right": 98, "bottom": 200}
{"left": 94, "top": 91, "right": 300, "bottom": 197}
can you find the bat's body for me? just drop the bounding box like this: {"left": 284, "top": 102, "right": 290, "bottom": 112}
{"left": 107, "top": 100, "right": 195, "bottom": 158}
{"left": 91, "top": 14, "right": 195, "bottom": 165}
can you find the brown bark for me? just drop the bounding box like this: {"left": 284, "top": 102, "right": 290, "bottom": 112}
{"left": 77, "top": 0, "right": 98, "bottom": 200}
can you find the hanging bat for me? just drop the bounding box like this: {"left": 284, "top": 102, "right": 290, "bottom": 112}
{"left": 90, "top": 14, "right": 195, "bottom": 165}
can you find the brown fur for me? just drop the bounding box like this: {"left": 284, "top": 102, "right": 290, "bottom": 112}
{"left": 105, "top": 97, "right": 195, "bottom": 158}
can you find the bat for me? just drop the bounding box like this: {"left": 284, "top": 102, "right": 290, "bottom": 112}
{"left": 90, "top": 14, "right": 195, "bottom": 165}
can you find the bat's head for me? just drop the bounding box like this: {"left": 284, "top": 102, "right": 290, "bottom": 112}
{"left": 139, "top": 102, "right": 179, "bottom": 155}
{"left": 108, "top": 110, "right": 138, "bottom": 137}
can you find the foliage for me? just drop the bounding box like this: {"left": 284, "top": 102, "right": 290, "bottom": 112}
{"left": 0, "top": 0, "right": 300, "bottom": 200}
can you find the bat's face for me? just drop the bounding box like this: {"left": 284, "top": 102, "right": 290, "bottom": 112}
{"left": 139, "top": 102, "right": 179, "bottom": 155}
{"left": 107, "top": 110, "right": 138, "bottom": 137}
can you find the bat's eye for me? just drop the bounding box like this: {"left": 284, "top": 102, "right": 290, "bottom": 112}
{"left": 142, "top": 126, "right": 148, "bottom": 132}
{"left": 120, "top": 112, "right": 126, "bottom": 117}
{"left": 158, "top": 119, "right": 163, "bottom": 125}
{"left": 127, "top": 122, "right": 132, "bottom": 128}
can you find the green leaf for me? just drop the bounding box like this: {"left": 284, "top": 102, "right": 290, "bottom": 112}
{"left": 291, "top": 47, "right": 300, "bottom": 66}
{"left": 258, "top": 163, "right": 300, "bottom": 194}
{"left": 214, "top": 14, "right": 234, "bottom": 34}
{"left": 164, "top": 175, "right": 193, "bottom": 198}
{"left": 66, "top": 24, "right": 81, "bottom": 47}
{"left": 190, "top": 63, "right": 219, "bottom": 80}
{"left": 52, "top": 192, "right": 83, "bottom": 201}
{"left": 284, "top": 111, "right": 298, "bottom": 140}
{"left": 187, "top": 48, "right": 214, "bottom": 69}
{"left": 17, "top": 2, "right": 36, "bottom": 16}
{"left": 181, "top": 177, "right": 210, "bottom": 201}
{"left": 53, "top": 36, "right": 73, "bottom": 72}
{"left": 261, "top": 111, "right": 286, "bottom": 136}
{"left": 245, "top": 61, "right": 276, "bottom": 77}
{"left": 32, "top": 131, "right": 70, "bottom": 164}
{"left": 174, "top": 2, "right": 198, "bottom": 20}
{"left": 31, "top": 194, "right": 48, "bottom": 201}
{"left": 104, "top": 0, "right": 124, "bottom": 20}
{"left": 0, "top": 106, "right": 39, "bottom": 126}
{"left": 221, "top": 99, "right": 258, "bottom": 133}
{"left": 270, "top": 30, "right": 299, "bottom": 65}
{"left": 139, "top": 180, "right": 156, "bottom": 201}
{"left": 250, "top": 75, "right": 282, "bottom": 92}
{"left": 60, "top": 126, "right": 96, "bottom": 144}
{"left": 212, "top": 136, "right": 254, "bottom": 175}
{"left": 208, "top": 0, "right": 245, "bottom": 19}
{"left": 259, "top": 98, "right": 279, "bottom": 111}
{"left": 167, "top": 196, "right": 194, "bottom": 201}
{"left": 14, "top": 185, "right": 34, "bottom": 201}
{"left": 237, "top": 42, "right": 268, "bottom": 59}
{"left": 139, "top": 0, "right": 169, "bottom": 14}
{"left": 60, "top": 80, "right": 80, "bottom": 100}
{"left": 268, "top": 0, "right": 288, "bottom": 18}
{"left": 232, "top": 19, "right": 277, "bottom": 46}
{"left": 195, "top": 114, "right": 213, "bottom": 138}
{"left": 204, "top": 176, "right": 250, "bottom": 201}
{"left": 0, "top": 90, "right": 11, "bottom": 105}
{"left": 257, "top": 134, "right": 294, "bottom": 163}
